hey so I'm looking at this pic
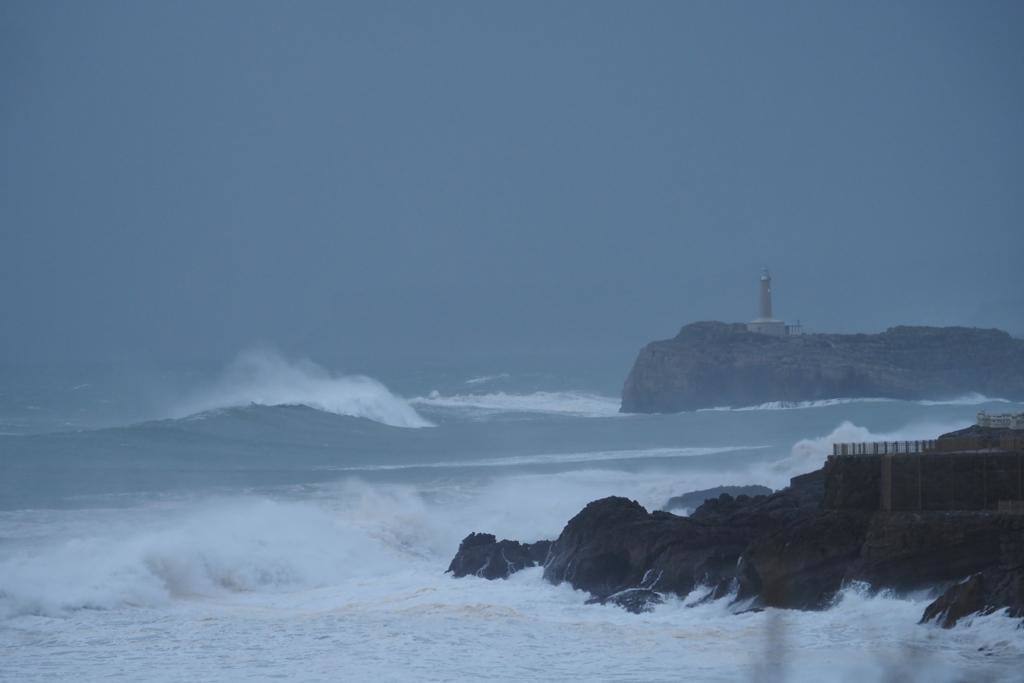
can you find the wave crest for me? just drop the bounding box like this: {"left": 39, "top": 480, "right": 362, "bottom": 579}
{"left": 772, "top": 418, "right": 968, "bottom": 480}
{"left": 171, "top": 349, "right": 432, "bottom": 428}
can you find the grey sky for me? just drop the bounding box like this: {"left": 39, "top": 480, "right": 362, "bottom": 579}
{"left": 2, "top": 1, "right": 1022, "bottom": 365}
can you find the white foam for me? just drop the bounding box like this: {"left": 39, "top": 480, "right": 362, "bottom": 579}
{"left": 0, "top": 496, "right": 413, "bottom": 618}
{"left": 317, "top": 445, "right": 768, "bottom": 472}
{"left": 411, "top": 390, "right": 622, "bottom": 418}
{"left": 701, "top": 393, "right": 1014, "bottom": 412}
{"left": 917, "top": 392, "right": 1012, "bottom": 406}
{"left": 2, "top": 480, "right": 1020, "bottom": 681}
{"left": 464, "top": 373, "right": 511, "bottom": 385}
{"left": 765, "top": 418, "right": 969, "bottom": 485}
{"left": 702, "top": 397, "right": 896, "bottom": 411}
{"left": 170, "top": 349, "right": 432, "bottom": 428}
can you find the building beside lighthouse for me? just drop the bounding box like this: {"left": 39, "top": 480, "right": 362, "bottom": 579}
{"left": 746, "top": 269, "right": 801, "bottom": 336}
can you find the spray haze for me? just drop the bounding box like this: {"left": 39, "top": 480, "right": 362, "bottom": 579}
{"left": 173, "top": 348, "right": 432, "bottom": 428}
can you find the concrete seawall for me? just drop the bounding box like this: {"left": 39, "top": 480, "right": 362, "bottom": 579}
{"left": 824, "top": 452, "right": 1024, "bottom": 512}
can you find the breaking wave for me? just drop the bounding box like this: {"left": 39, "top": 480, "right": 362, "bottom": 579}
{"left": 410, "top": 390, "right": 622, "bottom": 418}
{"left": 170, "top": 349, "right": 432, "bottom": 428}
{"left": 0, "top": 494, "right": 420, "bottom": 618}
{"left": 767, "top": 418, "right": 969, "bottom": 484}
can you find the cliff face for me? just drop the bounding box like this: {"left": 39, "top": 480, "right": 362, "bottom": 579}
{"left": 621, "top": 322, "right": 1024, "bottom": 413}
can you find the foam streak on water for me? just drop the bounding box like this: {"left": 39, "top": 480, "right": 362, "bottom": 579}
{"left": 701, "top": 392, "right": 1009, "bottom": 412}
{"left": 315, "top": 445, "right": 768, "bottom": 472}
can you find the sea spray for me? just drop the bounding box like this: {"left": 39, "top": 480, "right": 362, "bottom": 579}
{"left": 170, "top": 349, "right": 432, "bottom": 428}
{"left": 766, "top": 418, "right": 969, "bottom": 483}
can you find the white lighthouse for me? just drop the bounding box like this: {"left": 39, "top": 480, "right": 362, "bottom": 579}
{"left": 746, "top": 268, "right": 789, "bottom": 336}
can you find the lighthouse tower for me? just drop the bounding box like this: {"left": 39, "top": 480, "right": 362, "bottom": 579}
{"left": 759, "top": 268, "right": 773, "bottom": 320}
{"left": 747, "top": 268, "right": 788, "bottom": 336}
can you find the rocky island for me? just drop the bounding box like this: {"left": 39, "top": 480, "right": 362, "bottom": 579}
{"left": 447, "top": 422, "right": 1024, "bottom": 628}
{"left": 620, "top": 322, "right": 1024, "bottom": 413}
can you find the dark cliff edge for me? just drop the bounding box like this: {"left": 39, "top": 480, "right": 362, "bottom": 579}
{"left": 663, "top": 485, "right": 773, "bottom": 513}
{"left": 620, "top": 322, "right": 1024, "bottom": 413}
{"left": 447, "top": 461, "right": 1024, "bottom": 627}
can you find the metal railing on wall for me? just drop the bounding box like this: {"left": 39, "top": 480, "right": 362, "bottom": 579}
{"left": 832, "top": 436, "right": 1024, "bottom": 457}
{"left": 832, "top": 441, "right": 937, "bottom": 456}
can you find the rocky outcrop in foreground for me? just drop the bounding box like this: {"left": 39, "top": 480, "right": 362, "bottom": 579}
{"left": 446, "top": 533, "right": 550, "bottom": 580}
{"left": 447, "top": 469, "right": 1024, "bottom": 626}
{"left": 621, "top": 322, "right": 1024, "bottom": 413}
{"left": 921, "top": 565, "right": 1024, "bottom": 628}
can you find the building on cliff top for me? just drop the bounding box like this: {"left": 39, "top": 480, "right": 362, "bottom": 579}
{"left": 977, "top": 411, "right": 1024, "bottom": 430}
{"left": 746, "top": 268, "right": 802, "bottom": 336}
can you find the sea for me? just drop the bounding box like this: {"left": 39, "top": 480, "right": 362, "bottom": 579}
{"left": 1, "top": 349, "right": 1022, "bottom": 681}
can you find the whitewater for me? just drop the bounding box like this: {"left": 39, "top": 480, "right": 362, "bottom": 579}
{"left": 1, "top": 353, "right": 1022, "bottom": 681}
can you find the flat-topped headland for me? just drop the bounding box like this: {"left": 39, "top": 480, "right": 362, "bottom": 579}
{"left": 620, "top": 322, "right": 1024, "bottom": 413}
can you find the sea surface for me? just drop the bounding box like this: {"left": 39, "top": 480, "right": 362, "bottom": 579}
{"left": 1, "top": 350, "right": 1022, "bottom": 681}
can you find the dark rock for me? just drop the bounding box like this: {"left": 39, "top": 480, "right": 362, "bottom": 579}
{"left": 543, "top": 486, "right": 821, "bottom": 602}
{"left": 921, "top": 565, "right": 1024, "bottom": 628}
{"left": 921, "top": 573, "right": 990, "bottom": 628}
{"left": 446, "top": 532, "right": 551, "bottom": 580}
{"left": 737, "top": 510, "right": 873, "bottom": 608}
{"left": 848, "top": 512, "right": 1013, "bottom": 590}
{"left": 938, "top": 424, "right": 1022, "bottom": 446}
{"left": 446, "top": 458, "right": 1024, "bottom": 629}
{"left": 664, "top": 485, "right": 773, "bottom": 512}
{"left": 822, "top": 455, "right": 881, "bottom": 510}
{"left": 621, "top": 321, "right": 1024, "bottom": 413}
{"left": 586, "top": 588, "right": 665, "bottom": 614}
{"left": 542, "top": 497, "right": 743, "bottom": 599}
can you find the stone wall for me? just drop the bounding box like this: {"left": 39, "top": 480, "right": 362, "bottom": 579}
{"left": 823, "top": 451, "right": 1024, "bottom": 512}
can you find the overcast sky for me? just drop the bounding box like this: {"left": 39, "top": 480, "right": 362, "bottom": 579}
{"left": 2, "top": 1, "right": 1022, "bottom": 365}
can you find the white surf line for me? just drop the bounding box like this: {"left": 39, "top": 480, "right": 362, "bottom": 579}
{"left": 698, "top": 398, "right": 895, "bottom": 412}
{"left": 698, "top": 394, "right": 1017, "bottom": 412}
{"left": 314, "top": 445, "right": 770, "bottom": 472}
{"left": 917, "top": 395, "right": 1013, "bottom": 406}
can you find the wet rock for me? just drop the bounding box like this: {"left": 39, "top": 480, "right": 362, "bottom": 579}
{"left": 921, "top": 566, "right": 1024, "bottom": 628}
{"left": 849, "top": 512, "right": 1011, "bottom": 590}
{"left": 736, "top": 510, "right": 872, "bottom": 609}
{"left": 447, "top": 461, "right": 1024, "bottom": 629}
{"left": 586, "top": 588, "right": 665, "bottom": 614}
{"left": 446, "top": 532, "right": 551, "bottom": 580}
{"left": 543, "top": 486, "right": 817, "bottom": 602}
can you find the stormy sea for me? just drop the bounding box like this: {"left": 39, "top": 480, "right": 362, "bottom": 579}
{"left": 1, "top": 350, "right": 1022, "bottom": 681}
